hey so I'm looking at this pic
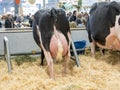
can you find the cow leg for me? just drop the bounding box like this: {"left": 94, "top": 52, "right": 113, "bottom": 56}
{"left": 100, "top": 48, "right": 105, "bottom": 56}
{"left": 63, "top": 32, "right": 71, "bottom": 75}
{"left": 43, "top": 50, "right": 54, "bottom": 79}
{"left": 40, "top": 45, "right": 54, "bottom": 79}
{"left": 36, "top": 25, "right": 54, "bottom": 79}
{"left": 63, "top": 50, "right": 70, "bottom": 75}
{"left": 40, "top": 50, "right": 45, "bottom": 66}
{"left": 91, "top": 41, "right": 96, "bottom": 58}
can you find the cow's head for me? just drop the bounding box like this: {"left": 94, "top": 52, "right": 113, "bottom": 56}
{"left": 115, "top": 15, "right": 120, "bottom": 41}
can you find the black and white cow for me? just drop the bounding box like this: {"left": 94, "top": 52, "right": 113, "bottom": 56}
{"left": 33, "top": 8, "right": 71, "bottom": 79}
{"left": 86, "top": 1, "right": 120, "bottom": 58}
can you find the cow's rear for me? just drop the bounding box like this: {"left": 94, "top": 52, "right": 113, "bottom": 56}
{"left": 33, "top": 8, "right": 71, "bottom": 79}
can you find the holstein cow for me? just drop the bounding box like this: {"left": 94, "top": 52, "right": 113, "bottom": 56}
{"left": 33, "top": 8, "right": 71, "bottom": 79}
{"left": 86, "top": 1, "right": 120, "bottom": 58}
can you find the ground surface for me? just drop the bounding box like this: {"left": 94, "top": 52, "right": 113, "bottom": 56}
{"left": 0, "top": 51, "right": 120, "bottom": 90}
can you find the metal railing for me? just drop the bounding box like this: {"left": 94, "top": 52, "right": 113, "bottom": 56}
{"left": 0, "top": 27, "right": 90, "bottom": 73}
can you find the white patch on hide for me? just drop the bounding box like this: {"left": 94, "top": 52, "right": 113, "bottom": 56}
{"left": 115, "top": 15, "right": 120, "bottom": 40}
{"left": 54, "top": 26, "right": 63, "bottom": 61}
{"left": 56, "top": 39, "right": 63, "bottom": 61}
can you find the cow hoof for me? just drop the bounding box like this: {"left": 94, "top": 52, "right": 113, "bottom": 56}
{"left": 40, "top": 63, "right": 44, "bottom": 66}
{"left": 62, "top": 69, "right": 71, "bottom": 76}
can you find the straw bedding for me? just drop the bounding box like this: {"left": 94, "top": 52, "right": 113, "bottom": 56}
{"left": 0, "top": 51, "right": 120, "bottom": 90}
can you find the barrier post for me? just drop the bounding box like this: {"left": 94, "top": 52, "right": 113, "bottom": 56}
{"left": 3, "top": 36, "right": 12, "bottom": 74}
{"left": 71, "top": 40, "right": 80, "bottom": 67}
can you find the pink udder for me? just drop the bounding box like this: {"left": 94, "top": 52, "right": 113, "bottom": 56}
{"left": 105, "top": 27, "right": 120, "bottom": 50}
{"left": 105, "top": 35, "right": 120, "bottom": 50}
{"left": 50, "top": 32, "right": 68, "bottom": 58}
{"left": 96, "top": 27, "right": 120, "bottom": 50}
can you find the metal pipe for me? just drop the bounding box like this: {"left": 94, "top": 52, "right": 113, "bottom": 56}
{"left": 71, "top": 40, "right": 80, "bottom": 67}
{"left": 43, "top": 0, "right": 45, "bottom": 9}
{"left": 14, "top": 0, "right": 19, "bottom": 15}
{"left": 4, "top": 36, "right": 12, "bottom": 74}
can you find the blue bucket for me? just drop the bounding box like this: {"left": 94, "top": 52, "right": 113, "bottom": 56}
{"left": 74, "top": 40, "right": 86, "bottom": 49}
{"left": 71, "top": 40, "right": 86, "bottom": 55}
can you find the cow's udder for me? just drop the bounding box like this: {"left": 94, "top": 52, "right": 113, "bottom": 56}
{"left": 50, "top": 32, "right": 68, "bottom": 61}
{"left": 97, "top": 27, "right": 120, "bottom": 50}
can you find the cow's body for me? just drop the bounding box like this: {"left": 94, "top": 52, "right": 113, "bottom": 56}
{"left": 86, "top": 1, "right": 120, "bottom": 57}
{"left": 33, "top": 8, "right": 71, "bottom": 79}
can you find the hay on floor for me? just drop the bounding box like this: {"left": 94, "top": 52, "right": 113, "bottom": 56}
{"left": 0, "top": 51, "right": 120, "bottom": 90}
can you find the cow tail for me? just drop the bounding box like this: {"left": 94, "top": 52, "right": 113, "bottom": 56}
{"left": 36, "top": 25, "right": 45, "bottom": 51}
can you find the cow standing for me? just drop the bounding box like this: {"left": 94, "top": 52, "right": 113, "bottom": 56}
{"left": 86, "top": 1, "right": 120, "bottom": 58}
{"left": 33, "top": 8, "right": 71, "bottom": 79}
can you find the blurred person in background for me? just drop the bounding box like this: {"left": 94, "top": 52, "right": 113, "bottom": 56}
{"left": 5, "top": 14, "right": 14, "bottom": 28}
{"left": 15, "top": 15, "right": 22, "bottom": 28}
{"left": 67, "top": 12, "right": 72, "bottom": 21}
{"left": 81, "top": 12, "right": 89, "bottom": 25}
{"left": 29, "top": 15, "right": 34, "bottom": 27}
{"left": 69, "top": 10, "right": 77, "bottom": 22}
{"left": 1, "top": 15, "right": 6, "bottom": 28}
{"left": 76, "top": 13, "right": 85, "bottom": 28}
{"left": 76, "top": 13, "right": 82, "bottom": 25}
{"left": 0, "top": 15, "right": 2, "bottom": 28}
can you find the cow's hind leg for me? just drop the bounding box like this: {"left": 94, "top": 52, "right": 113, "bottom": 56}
{"left": 43, "top": 51, "right": 54, "bottom": 79}
{"left": 40, "top": 50, "right": 45, "bottom": 66}
{"left": 35, "top": 25, "right": 54, "bottom": 79}
{"left": 100, "top": 48, "right": 105, "bottom": 56}
{"left": 62, "top": 32, "right": 71, "bottom": 75}
{"left": 63, "top": 49, "right": 70, "bottom": 76}
{"left": 91, "top": 41, "right": 96, "bottom": 58}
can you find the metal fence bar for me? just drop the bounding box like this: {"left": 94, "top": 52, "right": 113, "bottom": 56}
{"left": 71, "top": 40, "right": 80, "bottom": 67}
{"left": 3, "top": 36, "right": 12, "bottom": 74}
